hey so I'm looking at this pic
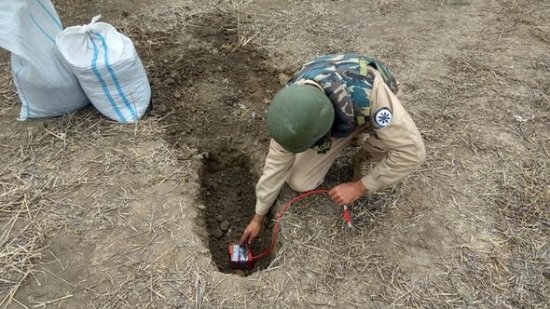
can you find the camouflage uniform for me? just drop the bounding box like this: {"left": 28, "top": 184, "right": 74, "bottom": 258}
{"left": 290, "top": 53, "right": 398, "bottom": 137}
{"left": 255, "top": 53, "right": 426, "bottom": 215}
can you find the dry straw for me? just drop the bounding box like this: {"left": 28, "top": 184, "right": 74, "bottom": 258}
{"left": 1, "top": 0, "right": 549, "bottom": 308}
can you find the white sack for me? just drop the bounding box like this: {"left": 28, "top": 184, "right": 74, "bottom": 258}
{"left": 0, "top": 0, "right": 89, "bottom": 120}
{"left": 55, "top": 16, "right": 151, "bottom": 123}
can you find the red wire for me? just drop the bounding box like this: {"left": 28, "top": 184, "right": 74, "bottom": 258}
{"left": 251, "top": 189, "right": 329, "bottom": 260}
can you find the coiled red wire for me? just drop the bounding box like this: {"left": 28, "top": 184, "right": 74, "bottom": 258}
{"left": 251, "top": 189, "right": 329, "bottom": 260}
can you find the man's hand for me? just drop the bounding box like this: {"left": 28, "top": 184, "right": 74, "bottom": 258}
{"left": 329, "top": 181, "right": 367, "bottom": 206}
{"left": 240, "top": 214, "right": 264, "bottom": 245}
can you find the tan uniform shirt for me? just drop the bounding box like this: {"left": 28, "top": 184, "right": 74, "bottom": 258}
{"left": 255, "top": 68, "right": 426, "bottom": 215}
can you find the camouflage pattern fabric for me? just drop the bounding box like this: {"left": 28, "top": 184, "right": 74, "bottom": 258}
{"left": 288, "top": 53, "right": 398, "bottom": 138}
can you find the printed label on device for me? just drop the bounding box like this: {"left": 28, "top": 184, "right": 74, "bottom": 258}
{"left": 229, "top": 244, "right": 254, "bottom": 269}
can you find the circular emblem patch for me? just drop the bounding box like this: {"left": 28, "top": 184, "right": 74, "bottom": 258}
{"left": 373, "top": 108, "right": 392, "bottom": 128}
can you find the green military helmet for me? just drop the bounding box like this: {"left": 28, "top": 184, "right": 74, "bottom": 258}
{"left": 267, "top": 84, "right": 335, "bottom": 153}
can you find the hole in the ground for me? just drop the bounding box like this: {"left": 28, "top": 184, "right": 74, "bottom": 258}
{"left": 135, "top": 9, "right": 282, "bottom": 274}
{"left": 200, "top": 142, "right": 277, "bottom": 275}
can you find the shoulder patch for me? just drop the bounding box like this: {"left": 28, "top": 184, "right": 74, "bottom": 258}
{"left": 373, "top": 107, "right": 392, "bottom": 128}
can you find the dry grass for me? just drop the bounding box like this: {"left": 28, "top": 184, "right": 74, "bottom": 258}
{"left": 1, "top": 0, "right": 549, "bottom": 308}
{"left": 237, "top": 0, "right": 550, "bottom": 307}
{"left": 0, "top": 50, "right": 200, "bottom": 306}
{"left": 0, "top": 63, "right": 45, "bottom": 306}
{"left": 0, "top": 105, "right": 204, "bottom": 307}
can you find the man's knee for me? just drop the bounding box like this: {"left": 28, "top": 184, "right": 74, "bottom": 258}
{"left": 287, "top": 176, "right": 321, "bottom": 193}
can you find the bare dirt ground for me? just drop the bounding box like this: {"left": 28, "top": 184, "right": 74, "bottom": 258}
{"left": 1, "top": 0, "right": 549, "bottom": 308}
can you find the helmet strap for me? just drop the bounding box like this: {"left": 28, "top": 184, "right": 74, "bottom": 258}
{"left": 312, "top": 133, "right": 332, "bottom": 154}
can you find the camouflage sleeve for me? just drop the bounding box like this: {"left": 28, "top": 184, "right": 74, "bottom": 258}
{"left": 311, "top": 71, "right": 355, "bottom": 137}
{"left": 367, "top": 59, "right": 399, "bottom": 94}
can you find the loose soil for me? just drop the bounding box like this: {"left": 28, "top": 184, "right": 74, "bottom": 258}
{"left": 0, "top": 0, "right": 548, "bottom": 308}
{"left": 130, "top": 10, "right": 284, "bottom": 273}
{"left": 138, "top": 11, "right": 283, "bottom": 274}
{"left": 141, "top": 11, "right": 281, "bottom": 143}
{"left": 200, "top": 140, "right": 276, "bottom": 274}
